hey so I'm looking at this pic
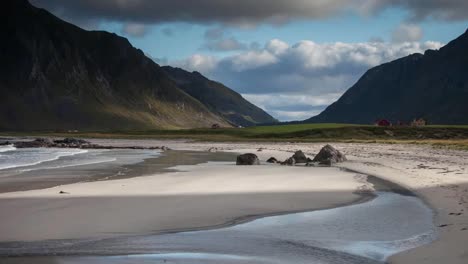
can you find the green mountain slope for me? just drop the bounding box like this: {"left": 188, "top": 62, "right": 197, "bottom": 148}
{"left": 162, "top": 66, "right": 277, "bottom": 126}
{"left": 0, "top": 0, "right": 229, "bottom": 131}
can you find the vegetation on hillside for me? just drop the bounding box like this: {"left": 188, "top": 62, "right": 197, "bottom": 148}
{"left": 2, "top": 124, "right": 468, "bottom": 150}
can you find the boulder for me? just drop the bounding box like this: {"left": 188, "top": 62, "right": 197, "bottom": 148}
{"left": 312, "top": 144, "right": 347, "bottom": 164}
{"left": 266, "top": 157, "right": 278, "bottom": 163}
{"left": 318, "top": 159, "right": 333, "bottom": 166}
{"left": 292, "top": 150, "right": 308, "bottom": 163}
{"left": 236, "top": 153, "right": 260, "bottom": 165}
{"left": 281, "top": 157, "right": 296, "bottom": 166}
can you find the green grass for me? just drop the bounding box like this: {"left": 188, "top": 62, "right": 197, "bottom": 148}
{"left": 243, "top": 123, "right": 360, "bottom": 134}
{"left": 2, "top": 123, "right": 468, "bottom": 150}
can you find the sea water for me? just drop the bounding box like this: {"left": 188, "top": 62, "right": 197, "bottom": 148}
{"left": 0, "top": 145, "right": 161, "bottom": 191}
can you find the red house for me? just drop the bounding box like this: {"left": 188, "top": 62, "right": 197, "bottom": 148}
{"left": 375, "top": 119, "right": 392, "bottom": 127}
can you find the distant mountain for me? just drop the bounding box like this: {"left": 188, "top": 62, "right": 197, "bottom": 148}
{"left": 0, "top": 1, "right": 274, "bottom": 131}
{"left": 307, "top": 29, "right": 468, "bottom": 125}
{"left": 162, "top": 66, "right": 277, "bottom": 126}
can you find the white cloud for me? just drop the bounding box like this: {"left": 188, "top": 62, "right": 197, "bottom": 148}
{"left": 392, "top": 23, "right": 423, "bottom": 43}
{"left": 121, "top": 23, "right": 148, "bottom": 37}
{"left": 228, "top": 50, "right": 278, "bottom": 71}
{"left": 266, "top": 39, "right": 289, "bottom": 55}
{"left": 174, "top": 54, "right": 218, "bottom": 73}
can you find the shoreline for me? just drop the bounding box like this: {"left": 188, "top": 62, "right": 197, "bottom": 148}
{"left": 1, "top": 138, "right": 466, "bottom": 263}
{"left": 0, "top": 155, "right": 368, "bottom": 242}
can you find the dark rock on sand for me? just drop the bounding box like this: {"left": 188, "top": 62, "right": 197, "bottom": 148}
{"left": 292, "top": 150, "right": 308, "bottom": 163}
{"left": 281, "top": 157, "right": 296, "bottom": 166}
{"left": 312, "top": 144, "right": 347, "bottom": 164}
{"left": 236, "top": 153, "right": 260, "bottom": 165}
{"left": 266, "top": 157, "right": 278, "bottom": 163}
{"left": 319, "top": 160, "right": 333, "bottom": 166}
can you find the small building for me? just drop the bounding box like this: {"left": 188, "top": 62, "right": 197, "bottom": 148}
{"left": 411, "top": 118, "right": 427, "bottom": 127}
{"left": 375, "top": 119, "right": 392, "bottom": 127}
{"left": 211, "top": 123, "right": 221, "bottom": 129}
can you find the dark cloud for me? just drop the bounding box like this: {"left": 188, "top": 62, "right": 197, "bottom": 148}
{"left": 366, "top": 0, "right": 468, "bottom": 21}
{"left": 30, "top": 0, "right": 349, "bottom": 25}
{"left": 31, "top": 0, "right": 468, "bottom": 29}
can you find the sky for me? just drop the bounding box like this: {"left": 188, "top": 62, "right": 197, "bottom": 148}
{"left": 31, "top": 0, "right": 468, "bottom": 121}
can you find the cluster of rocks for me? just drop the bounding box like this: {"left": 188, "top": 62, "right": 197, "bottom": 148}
{"left": 3, "top": 138, "right": 170, "bottom": 151}
{"left": 236, "top": 144, "right": 346, "bottom": 167}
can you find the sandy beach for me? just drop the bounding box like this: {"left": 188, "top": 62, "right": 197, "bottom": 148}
{"left": 0, "top": 152, "right": 368, "bottom": 242}
{"left": 0, "top": 138, "right": 467, "bottom": 263}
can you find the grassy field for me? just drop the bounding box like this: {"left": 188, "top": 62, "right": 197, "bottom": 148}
{"left": 2, "top": 123, "right": 468, "bottom": 150}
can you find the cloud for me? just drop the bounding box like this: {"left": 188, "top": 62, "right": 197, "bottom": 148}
{"left": 174, "top": 54, "right": 218, "bottom": 73}
{"left": 204, "top": 37, "right": 248, "bottom": 51}
{"left": 172, "top": 39, "right": 444, "bottom": 120}
{"left": 161, "top": 27, "right": 174, "bottom": 37}
{"left": 31, "top": 0, "right": 468, "bottom": 29}
{"left": 362, "top": 0, "right": 468, "bottom": 21}
{"left": 204, "top": 27, "right": 225, "bottom": 40}
{"left": 392, "top": 23, "right": 423, "bottom": 42}
{"left": 31, "top": 0, "right": 353, "bottom": 27}
{"left": 121, "top": 23, "right": 148, "bottom": 37}
{"left": 242, "top": 93, "right": 341, "bottom": 121}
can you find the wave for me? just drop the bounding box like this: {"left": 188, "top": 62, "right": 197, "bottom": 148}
{"left": 0, "top": 148, "right": 88, "bottom": 170}
{"left": 19, "top": 157, "right": 117, "bottom": 172}
{"left": 0, "top": 145, "right": 16, "bottom": 153}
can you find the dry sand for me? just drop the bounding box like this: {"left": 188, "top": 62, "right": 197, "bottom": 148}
{"left": 1, "top": 138, "right": 467, "bottom": 264}
{"left": 0, "top": 161, "right": 368, "bottom": 242}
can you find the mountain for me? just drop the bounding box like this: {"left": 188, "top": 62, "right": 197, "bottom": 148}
{"left": 307, "top": 29, "right": 468, "bottom": 125}
{"left": 0, "top": 1, "right": 274, "bottom": 131}
{"left": 162, "top": 66, "right": 277, "bottom": 126}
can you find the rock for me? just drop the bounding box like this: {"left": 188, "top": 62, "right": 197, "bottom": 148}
{"left": 236, "top": 153, "right": 260, "bottom": 165}
{"left": 59, "top": 191, "right": 68, "bottom": 194}
{"left": 14, "top": 138, "right": 54, "bottom": 148}
{"left": 161, "top": 146, "right": 170, "bottom": 151}
{"left": 208, "top": 147, "right": 217, "bottom": 152}
{"left": 292, "top": 150, "right": 308, "bottom": 163}
{"left": 319, "top": 159, "right": 333, "bottom": 166}
{"left": 312, "top": 144, "right": 347, "bottom": 164}
{"left": 266, "top": 157, "right": 278, "bottom": 163}
{"left": 306, "top": 157, "right": 313, "bottom": 162}
{"left": 53, "top": 138, "right": 89, "bottom": 145}
{"left": 0, "top": 141, "right": 11, "bottom": 146}
{"left": 257, "top": 148, "right": 263, "bottom": 152}
{"left": 281, "top": 157, "right": 296, "bottom": 166}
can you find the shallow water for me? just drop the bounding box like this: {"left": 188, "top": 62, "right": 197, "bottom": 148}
{"left": 0, "top": 191, "right": 436, "bottom": 264}
{"left": 0, "top": 146, "right": 436, "bottom": 263}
